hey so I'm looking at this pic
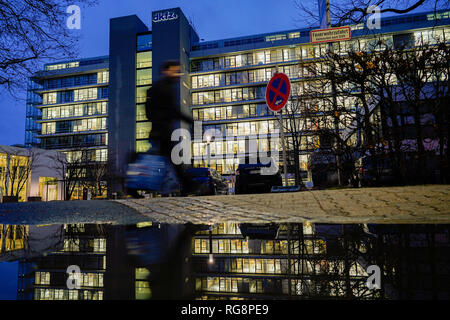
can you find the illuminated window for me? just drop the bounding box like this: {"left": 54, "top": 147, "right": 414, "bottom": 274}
{"left": 136, "top": 122, "right": 151, "bottom": 140}
{"left": 97, "top": 71, "right": 109, "bottom": 84}
{"left": 137, "top": 69, "right": 152, "bottom": 86}
{"left": 94, "top": 238, "right": 106, "bottom": 252}
{"left": 35, "top": 272, "right": 50, "bottom": 285}
{"left": 137, "top": 51, "right": 152, "bottom": 68}
{"left": 136, "top": 86, "right": 150, "bottom": 103}
{"left": 136, "top": 281, "right": 151, "bottom": 300}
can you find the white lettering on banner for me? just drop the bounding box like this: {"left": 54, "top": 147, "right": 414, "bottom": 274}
{"left": 153, "top": 11, "right": 179, "bottom": 23}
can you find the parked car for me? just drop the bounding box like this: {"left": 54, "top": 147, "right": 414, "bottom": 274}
{"left": 235, "top": 162, "right": 282, "bottom": 194}
{"left": 358, "top": 155, "right": 395, "bottom": 187}
{"left": 184, "top": 167, "right": 229, "bottom": 196}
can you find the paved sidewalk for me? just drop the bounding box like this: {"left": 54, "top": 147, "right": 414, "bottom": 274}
{"left": 1, "top": 185, "right": 449, "bottom": 225}
{"left": 116, "top": 185, "right": 450, "bottom": 224}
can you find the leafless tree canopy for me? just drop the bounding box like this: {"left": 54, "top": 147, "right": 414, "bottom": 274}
{"left": 295, "top": 0, "right": 449, "bottom": 27}
{"left": 0, "top": 0, "right": 97, "bottom": 96}
{"left": 0, "top": 146, "right": 39, "bottom": 198}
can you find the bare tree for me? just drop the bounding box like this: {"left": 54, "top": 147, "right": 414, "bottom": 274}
{"left": 0, "top": 147, "right": 39, "bottom": 199}
{"left": 50, "top": 149, "right": 86, "bottom": 200}
{"left": 0, "top": 0, "right": 97, "bottom": 96}
{"left": 83, "top": 159, "right": 108, "bottom": 197}
{"left": 295, "top": 0, "right": 449, "bottom": 28}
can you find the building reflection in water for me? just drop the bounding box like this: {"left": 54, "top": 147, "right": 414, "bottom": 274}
{"left": 1, "top": 222, "right": 448, "bottom": 300}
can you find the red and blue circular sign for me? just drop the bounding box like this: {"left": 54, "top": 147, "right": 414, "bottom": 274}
{"left": 265, "top": 73, "right": 291, "bottom": 112}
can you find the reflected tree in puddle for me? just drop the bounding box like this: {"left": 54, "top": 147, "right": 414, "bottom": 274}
{"left": 1, "top": 222, "right": 448, "bottom": 300}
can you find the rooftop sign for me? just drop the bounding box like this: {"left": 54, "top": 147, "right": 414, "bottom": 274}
{"left": 152, "top": 11, "right": 178, "bottom": 23}
{"left": 310, "top": 26, "right": 351, "bottom": 43}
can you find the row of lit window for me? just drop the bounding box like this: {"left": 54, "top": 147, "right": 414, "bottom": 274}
{"left": 192, "top": 139, "right": 316, "bottom": 161}
{"left": 193, "top": 239, "right": 289, "bottom": 255}
{"left": 191, "top": 48, "right": 299, "bottom": 72}
{"left": 191, "top": 30, "right": 450, "bottom": 78}
{"left": 34, "top": 288, "right": 103, "bottom": 300}
{"left": 42, "top": 102, "right": 108, "bottom": 120}
{"left": 193, "top": 104, "right": 272, "bottom": 121}
{"left": 35, "top": 272, "right": 104, "bottom": 287}
{"left": 215, "top": 258, "right": 285, "bottom": 275}
{"left": 194, "top": 238, "right": 326, "bottom": 255}
{"left": 191, "top": 86, "right": 265, "bottom": 106}
{"left": 63, "top": 149, "right": 108, "bottom": 163}
{"left": 195, "top": 277, "right": 266, "bottom": 294}
{"left": 202, "top": 258, "right": 355, "bottom": 275}
{"left": 192, "top": 138, "right": 278, "bottom": 158}
{"left": 190, "top": 37, "right": 397, "bottom": 73}
{"left": 194, "top": 223, "right": 312, "bottom": 237}
{"left": 191, "top": 65, "right": 301, "bottom": 89}
{"left": 193, "top": 159, "right": 239, "bottom": 175}
{"left": 42, "top": 88, "right": 105, "bottom": 105}
{"left": 202, "top": 120, "right": 276, "bottom": 137}
{"left": 195, "top": 117, "right": 349, "bottom": 139}
{"left": 414, "top": 28, "right": 450, "bottom": 46}
{"left": 191, "top": 82, "right": 335, "bottom": 106}
{"left": 45, "top": 61, "right": 79, "bottom": 71}
{"left": 74, "top": 88, "right": 99, "bottom": 102}
{"left": 41, "top": 118, "right": 107, "bottom": 134}
{"left": 62, "top": 238, "right": 106, "bottom": 252}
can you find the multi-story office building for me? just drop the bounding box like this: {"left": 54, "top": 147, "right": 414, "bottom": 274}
{"left": 25, "top": 57, "right": 109, "bottom": 198}
{"left": 191, "top": 222, "right": 377, "bottom": 299}
{"left": 190, "top": 222, "right": 450, "bottom": 299}
{"left": 17, "top": 224, "right": 107, "bottom": 300}
{"left": 15, "top": 223, "right": 186, "bottom": 300}
{"left": 25, "top": 7, "right": 450, "bottom": 194}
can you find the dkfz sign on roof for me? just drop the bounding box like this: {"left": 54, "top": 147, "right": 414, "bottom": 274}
{"left": 152, "top": 11, "right": 179, "bottom": 23}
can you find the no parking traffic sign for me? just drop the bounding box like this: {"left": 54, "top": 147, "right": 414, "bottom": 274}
{"left": 265, "top": 73, "right": 291, "bottom": 112}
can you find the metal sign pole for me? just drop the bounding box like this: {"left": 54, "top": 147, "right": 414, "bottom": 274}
{"left": 266, "top": 71, "right": 291, "bottom": 188}
{"left": 278, "top": 111, "right": 289, "bottom": 186}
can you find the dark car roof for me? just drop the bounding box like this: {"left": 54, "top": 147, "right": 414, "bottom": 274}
{"left": 186, "top": 167, "right": 212, "bottom": 172}
{"left": 186, "top": 167, "right": 220, "bottom": 176}
{"left": 237, "top": 162, "right": 272, "bottom": 169}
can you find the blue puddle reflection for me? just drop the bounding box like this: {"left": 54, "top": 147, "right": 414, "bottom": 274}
{"left": 0, "top": 222, "right": 449, "bottom": 300}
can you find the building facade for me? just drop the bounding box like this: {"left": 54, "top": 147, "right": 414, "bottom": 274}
{"left": 25, "top": 57, "right": 109, "bottom": 199}
{"left": 25, "top": 8, "right": 450, "bottom": 194}
{"left": 17, "top": 224, "right": 107, "bottom": 300}
{"left": 0, "top": 145, "right": 65, "bottom": 202}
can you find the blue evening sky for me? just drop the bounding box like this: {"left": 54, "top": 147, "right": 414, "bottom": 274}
{"left": 0, "top": 0, "right": 441, "bottom": 146}
{"left": 0, "top": 0, "right": 315, "bottom": 146}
